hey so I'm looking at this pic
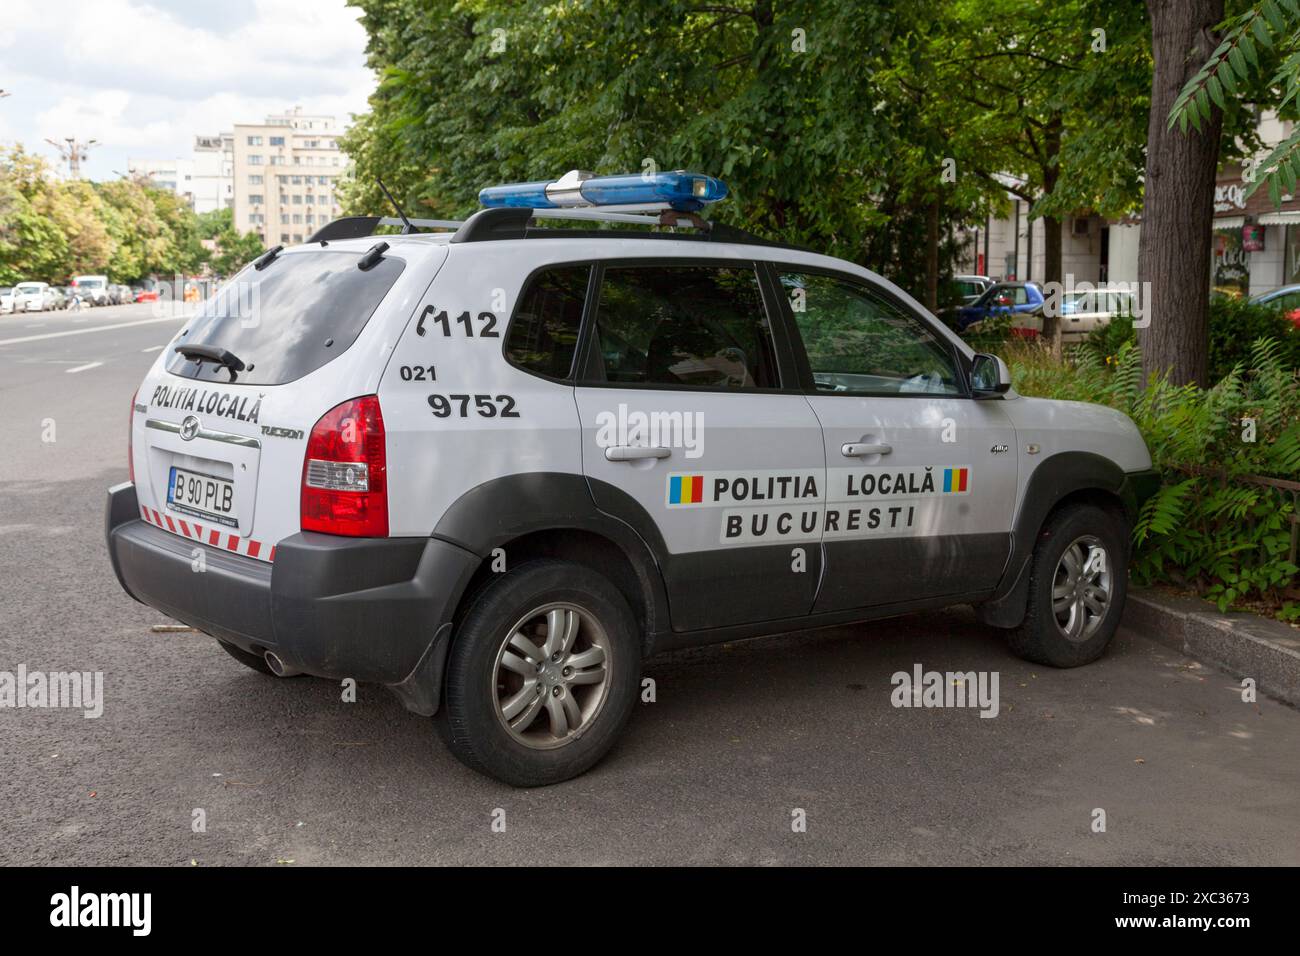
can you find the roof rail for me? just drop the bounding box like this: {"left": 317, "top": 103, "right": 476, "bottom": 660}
{"left": 307, "top": 215, "right": 464, "bottom": 243}
{"left": 448, "top": 206, "right": 786, "bottom": 247}
{"left": 307, "top": 207, "right": 791, "bottom": 250}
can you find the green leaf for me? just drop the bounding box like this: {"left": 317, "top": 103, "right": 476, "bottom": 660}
{"left": 1219, "top": 62, "right": 1238, "bottom": 95}
{"left": 1207, "top": 74, "right": 1226, "bottom": 110}
{"left": 1228, "top": 43, "right": 1248, "bottom": 77}
{"left": 1263, "top": 0, "right": 1287, "bottom": 32}
{"left": 1251, "top": 15, "right": 1274, "bottom": 48}
{"left": 1242, "top": 34, "right": 1259, "bottom": 68}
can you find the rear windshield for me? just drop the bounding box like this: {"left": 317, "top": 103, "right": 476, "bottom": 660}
{"left": 166, "top": 250, "right": 405, "bottom": 386}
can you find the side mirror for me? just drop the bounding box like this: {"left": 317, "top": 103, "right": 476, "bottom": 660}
{"left": 971, "top": 353, "right": 1012, "bottom": 397}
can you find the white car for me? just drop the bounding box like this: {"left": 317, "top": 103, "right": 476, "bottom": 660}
{"left": 72, "top": 275, "right": 110, "bottom": 306}
{"left": 12, "top": 281, "right": 57, "bottom": 312}
{"left": 0, "top": 287, "right": 13, "bottom": 314}
{"left": 974, "top": 289, "right": 1140, "bottom": 342}
{"left": 105, "top": 170, "right": 1159, "bottom": 786}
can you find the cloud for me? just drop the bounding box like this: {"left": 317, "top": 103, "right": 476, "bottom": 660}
{"left": 0, "top": 0, "right": 375, "bottom": 179}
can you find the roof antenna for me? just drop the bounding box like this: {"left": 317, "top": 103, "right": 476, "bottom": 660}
{"left": 377, "top": 178, "right": 415, "bottom": 234}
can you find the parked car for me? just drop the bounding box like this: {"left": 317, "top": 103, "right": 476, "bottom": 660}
{"left": 12, "top": 281, "right": 59, "bottom": 312}
{"left": 46, "top": 286, "right": 68, "bottom": 310}
{"left": 945, "top": 274, "right": 994, "bottom": 307}
{"left": 105, "top": 170, "right": 1158, "bottom": 786}
{"left": 1249, "top": 284, "right": 1300, "bottom": 328}
{"left": 973, "top": 288, "right": 1140, "bottom": 342}
{"left": 134, "top": 287, "right": 160, "bottom": 303}
{"left": 0, "top": 287, "right": 13, "bottom": 314}
{"left": 955, "top": 281, "right": 1045, "bottom": 331}
{"left": 72, "top": 275, "right": 110, "bottom": 306}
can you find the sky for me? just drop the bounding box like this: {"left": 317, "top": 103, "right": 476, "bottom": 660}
{"left": 0, "top": 0, "right": 376, "bottom": 181}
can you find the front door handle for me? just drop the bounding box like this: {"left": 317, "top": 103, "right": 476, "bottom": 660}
{"left": 842, "top": 442, "right": 892, "bottom": 458}
{"left": 605, "top": 445, "right": 672, "bottom": 462}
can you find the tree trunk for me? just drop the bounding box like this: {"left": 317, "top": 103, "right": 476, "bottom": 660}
{"left": 1138, "top": 0, "right": 1224, "bottom": 386}
{"left": 1041, "top": 117, "right": 1064, "bottom": 356}
{"left": 925, "top": 198, "right": 939, "bottom": 312}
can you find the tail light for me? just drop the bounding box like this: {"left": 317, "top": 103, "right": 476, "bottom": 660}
{"left": 128, "top": 387, "right": 138, "bottom": 484}
{"left": 301, "top": 395, "right": 388, "bottom": 537}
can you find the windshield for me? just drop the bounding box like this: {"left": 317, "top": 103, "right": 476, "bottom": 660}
{"left": 165, "top": 249, "right": 406, "bottom": 386}
{"left": 15, "top": 284, "right": 42, "bottom": 293}
{"left": 76, "top": 278, "right": 105, "bottom": 289}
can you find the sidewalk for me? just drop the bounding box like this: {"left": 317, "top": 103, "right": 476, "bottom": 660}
{"left": 1122, "top": 588, "right": 1300, "bottom": 707}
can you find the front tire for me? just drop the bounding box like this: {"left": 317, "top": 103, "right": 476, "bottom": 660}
{"left": 440, "top": 559, "right": 641, "bottom": 787}
{"left": 1006, "top": 503, "right": 1129, "bottom": 668}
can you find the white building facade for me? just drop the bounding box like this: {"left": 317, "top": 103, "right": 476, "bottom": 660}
{"left": 232, "top": 107, "right": 346, "bottom": 247}
{"left": 959, "top": 113, "right": 1297, "bottom": 298}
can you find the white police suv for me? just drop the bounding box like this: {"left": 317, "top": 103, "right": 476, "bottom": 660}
{"left": 106, "top": 170, "right": 1158, "bottom": 786}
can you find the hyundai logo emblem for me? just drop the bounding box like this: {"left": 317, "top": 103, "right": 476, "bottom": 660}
{"left": 179, "top": 416, "right": 200, "bottom": 441}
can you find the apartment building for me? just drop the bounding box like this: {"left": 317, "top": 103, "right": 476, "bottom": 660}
{"left": 192, "top": 133, "right": 234, "bottom": 214}
{"left": 231, "top": 106, "right": 345, "bottom": 247}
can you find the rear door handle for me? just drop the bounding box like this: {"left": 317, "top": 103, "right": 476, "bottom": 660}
{"left": 841, "top": 442, "right": 892, "bottom": 458}
{"left": 604, "top": 445, "right": 672, "bottom": 462}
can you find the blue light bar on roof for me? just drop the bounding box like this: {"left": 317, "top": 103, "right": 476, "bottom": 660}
{"left": 478, "top": 169, "right": 729, "bottom": 212}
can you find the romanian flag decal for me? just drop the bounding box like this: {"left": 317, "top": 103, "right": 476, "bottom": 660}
{"left": 669, "top": 474, "right": 705, "bottom": 505}
{"left": 942, "top": 467, "right": 970, "bottom": 493}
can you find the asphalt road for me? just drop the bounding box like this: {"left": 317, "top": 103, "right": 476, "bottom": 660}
{"left": 2, "top": 302, "right": 1298, "bottom": 866}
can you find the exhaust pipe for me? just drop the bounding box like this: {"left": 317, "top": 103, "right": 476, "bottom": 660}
{"left": 263, "top": 651, "right": 303, "bottom": 678}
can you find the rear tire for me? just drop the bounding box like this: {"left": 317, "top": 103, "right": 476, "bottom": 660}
{"left": 1006, "top": 503, "right": 1129, "bottom": 668}
{"left": 439, "top": 559, "right": 641, "bottom": 787}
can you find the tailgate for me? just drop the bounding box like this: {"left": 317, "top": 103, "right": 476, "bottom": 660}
{"left": 134, "top": 383, "right": 277, "bottom": 561}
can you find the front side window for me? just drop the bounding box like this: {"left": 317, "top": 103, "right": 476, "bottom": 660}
{"left": 779, "top": 272, "right": 962, "bottom": 396}
{"left": 587, "top": 265, "right": 778, "bottom": 389}
{"left": 505, "top": 266, "right": 589, "bottom": 379}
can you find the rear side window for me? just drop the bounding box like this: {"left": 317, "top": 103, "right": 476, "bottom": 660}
{"left": 505, "top": 266, "right": 589, "bottom": 379}
{"left": 586, "top": 265, "right": 778, "bottom": 389}
{"left": 167, "top": 250, "right": 405, "bottom": 386}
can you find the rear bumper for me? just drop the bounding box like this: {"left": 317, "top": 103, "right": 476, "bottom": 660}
{"left": 105, "top": 482, "right": 481, "bottom": 714}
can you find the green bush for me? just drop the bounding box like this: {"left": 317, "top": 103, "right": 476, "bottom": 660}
{"left": 1007, "top": 338, "right": 1300, "bottom": 619}
{"left": 1072, "top": 297, "right": 1299, "bottom": 383}
{"left": 1077, "top": 313, "right": 1135, "bottom": 366}
{"left": 1207, "top": 296, "right": 1300, "bottom": 382}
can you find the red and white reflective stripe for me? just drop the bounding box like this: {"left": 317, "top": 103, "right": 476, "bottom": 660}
{"left": 140, "top": 504, "right": 275, "bottom": 563}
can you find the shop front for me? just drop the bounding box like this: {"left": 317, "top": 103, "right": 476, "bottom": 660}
{"left": 1211, "top": 166, "right": 1300, "bottom": 297}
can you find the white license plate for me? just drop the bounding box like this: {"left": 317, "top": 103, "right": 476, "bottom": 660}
{"left": 167, "top": 466, "right": 237, "bottom": 527}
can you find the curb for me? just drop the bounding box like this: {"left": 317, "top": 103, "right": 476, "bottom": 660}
{"left": 1122, "top": 588, "right": 1300, "bottom": 707}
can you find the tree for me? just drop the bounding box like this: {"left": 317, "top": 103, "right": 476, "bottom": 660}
{"left": 340, "top": 1, "right": 954, "bottom": 291}
{"left": 200, "top": 207, "right": 265, "bottom": 277}
{"left": 0, "top": 147, "right": 71, "bottom": 283}
{"left": 1170, "top": 0, "right": 1300, "bottom": 208}
{"left": 1138, "top": 0, "right": 1226, "bottom": 387}
{"left": 905, "top": 0, "right": 1153, "bottom": 323}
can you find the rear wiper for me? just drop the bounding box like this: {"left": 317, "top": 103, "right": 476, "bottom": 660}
{"left": 357, "top": 240, "right": 390, "bottom": 271}
{"left": 252, "top": 245, "right": 283, "bottom": 271}
{"left": 175, "top": 343, "right": 246, "bottom": 380}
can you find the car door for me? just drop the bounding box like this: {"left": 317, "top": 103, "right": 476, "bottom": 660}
{"left": 575, "top": 260, "right": 827, "bottom": 632}
{"left": 772, "top": 266, "right": 1018, "bottom": 613}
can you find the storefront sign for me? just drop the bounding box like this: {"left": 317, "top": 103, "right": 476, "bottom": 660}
{"left": 1243, "top": 224, "right": 1266, "bottom": 252}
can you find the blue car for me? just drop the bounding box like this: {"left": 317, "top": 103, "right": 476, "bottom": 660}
{"left": 956, "top": 281, "right": 1045, "bottom": 331}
